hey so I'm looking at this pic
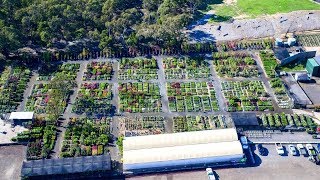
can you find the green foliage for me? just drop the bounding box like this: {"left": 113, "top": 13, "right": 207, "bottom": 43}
{"left": 212, "top": 0, "right": 320, "bottom": 19}
{"left": 116, "top": 136, "right": 124, "bottom": 155}
{"left": 0, "top": 0, "right": 214, "bottom": 54}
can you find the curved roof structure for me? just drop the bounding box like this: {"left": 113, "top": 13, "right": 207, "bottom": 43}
{"left": 124, "top": 128, "right": 238, "bottom": 151}
{"left": 123, "top": 128, "right": 244, "bottom": 170}
{"left": 124, "top": 141, "right": 243, "bottom": 164}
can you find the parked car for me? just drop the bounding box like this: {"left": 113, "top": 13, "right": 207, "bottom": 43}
{"left": 288, "top": 144, "right": 298, "bottom": 156}
{"left": 297, "top": 144, "right": 308, "bottom": 157}
{"left": 275, "top": 143, "right": 285, "bottom": 155}
{"left": 306, "top": 144, "right": 317, "bottom": 156}
{"left": 257, "top": 144, "right": 267, "bottom": 156}
{"left": 206, "top": 168, "right": 216, "bottom": 180}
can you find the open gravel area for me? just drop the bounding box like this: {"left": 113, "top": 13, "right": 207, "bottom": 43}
{"left": 186, "top": 10, "right": 320, "bottom": 42}
{"left": 0, "top": 145, "right": 26, "bottom": 180}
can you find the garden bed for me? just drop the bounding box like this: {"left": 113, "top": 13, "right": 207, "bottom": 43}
{"left": 163, "top": 57, "right": 211, "bottom": 79}
{"left": 259, "top": 113, "right": 317, "bottom": 132}
{"left": 213, "top": 52, "right": 259, "bottom": 78}
{"left": 259, "top": 51, "right": 279, "bottom": 78}
{"left": 173, "top": 115, "right": 230, "bottom": 133}
{"left": 221, "top": 80, "right": 273, "bottom": 112}
{"left": 269, "top": 78, "right": 292, "bottom": 109}
{"left": 120, "top": 116, "right": 165, "bottom": 136}
{"left": 119, "top": 82, "right": 162, "bottom": 113}
{"left": 296, "top": 33, "right": 320, "bottom": 47}
{"left": 25, "top": 83, "right": 71, "bottom": 115}
{"left": 72, "top": 82, "right": 113, "bottom": 116}
{"left": 37, "top": 63, "right": 80, "bottom": 81}
{"left": 167, "top": 82, "right": 219, "bottom": 112}
{"left": 119, "top": 58, "right": 158, "bottom": 80}
{"left": 0, "top": 66, "right": 31, "bottom": 113}
{"left": 13, "top": 117, "right": 57, "bottom": 160}
{"left": 83, "top": 61, "right": 113, "bottom": 80}
{"left": 60, "top": 117, "right": 111, "bottom": 157}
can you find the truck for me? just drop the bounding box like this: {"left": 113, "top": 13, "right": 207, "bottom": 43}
{"left": 275, "top": 143, "right": 285, "bottom": 155}
{"left": 206, "top": 168, "right": 216, "bottom": 180}
{"left": 297, "top": 144, "right": 308, "bottom": 156}
{"left": 306, "top": 144, "right": 317, "bottom": 156}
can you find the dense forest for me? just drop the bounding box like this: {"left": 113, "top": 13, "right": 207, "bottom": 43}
{"left": 0, "top": 0, "right": 213, "bottom": 59}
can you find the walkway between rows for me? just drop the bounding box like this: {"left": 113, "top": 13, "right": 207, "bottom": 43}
{"left": 52, "top": 62, "right": 87, "bottom": 158}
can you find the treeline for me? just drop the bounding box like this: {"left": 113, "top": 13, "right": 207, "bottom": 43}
{"left": 0, "top": 0, "right": 213, "bottom": 59}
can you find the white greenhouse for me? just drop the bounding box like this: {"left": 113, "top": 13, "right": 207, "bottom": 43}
{"left": 123, "top": 128, "right": 245, "bottom": 173}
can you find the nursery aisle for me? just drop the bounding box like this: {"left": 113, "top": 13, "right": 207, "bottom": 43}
{"left": 52, "top": 62, "right": 86, "bottom": 158}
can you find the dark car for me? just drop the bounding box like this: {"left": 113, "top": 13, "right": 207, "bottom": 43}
{"left": 257, "top": 144, "right": 267, "bottom": 156}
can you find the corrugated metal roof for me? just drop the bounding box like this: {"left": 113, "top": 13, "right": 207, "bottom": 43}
{"left": 21, "top": 155, "right": 111, "bottom": 177}
{"left": 123, "top": 128, "right": 238, "bottom": 151}
{"left": 314, "top": 56, "right": 320, "bottom": 65}
{"left": 123, "top": 141, "right": 243, "bottom": 164}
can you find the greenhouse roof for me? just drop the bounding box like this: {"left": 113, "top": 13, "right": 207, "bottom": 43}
{"left": 124, "top": 141, "right": 243, "bottom": 164}
{"left": 123, "top": 128, "right": 239, "bottom": 151}
{"left": 21, "top": 155, "right": 111, "bottom": 177}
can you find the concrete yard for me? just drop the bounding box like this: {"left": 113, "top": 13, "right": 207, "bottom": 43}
{"left": 128, "top": 144, "right": 320, "bottom": 180}
{"left": 0, "top": 145, "right": 27, "bottom": 180}
{"left": 299, "top": 77, "right": 320, "bottom": 105}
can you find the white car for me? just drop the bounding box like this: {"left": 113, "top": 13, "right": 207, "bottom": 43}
{"left": 288, "top": 144, "right": 298, "bottom": 156}
{"left": 206, "top": 168, "right": 216, "bottom": 180}
{"left": 275, "top": 143, "right": 285, "bottom": 155}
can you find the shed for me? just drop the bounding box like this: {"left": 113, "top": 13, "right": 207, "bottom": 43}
{"left": 9, "top": 112, "right": 34, "bottom": 126}
{"left": 306, "top": 57, "right": 320, "bottom": 77}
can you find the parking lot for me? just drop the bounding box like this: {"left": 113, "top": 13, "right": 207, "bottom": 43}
{"left": 128, "top": 144, "right": 320, "bottom": 180}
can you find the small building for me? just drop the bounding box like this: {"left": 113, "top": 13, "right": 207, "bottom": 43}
{"left": 306, "top": 56, "right": 320, "bottom": 77}
{"left": 9, "top": 112, "right": 34, "bottom": 126}
{"left": 123, "top": 129, "right": 245, "bottom": 174}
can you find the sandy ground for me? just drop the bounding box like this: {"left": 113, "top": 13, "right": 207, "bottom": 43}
{"left": 0, "top": 120, "right": 27, "bottom": 144}
{"left": 0, "top": 145, "right": 26, "bottom": 180}
{"left": 187, "top": 10, "right": 320, "bottom": 42}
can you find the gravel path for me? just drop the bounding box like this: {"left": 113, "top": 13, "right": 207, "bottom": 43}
{"left": 52, "top": 61, "right": 86, "bottom": 158}
{"left": 186, "top": 10, "right": 320, "bottom": 42}
{"left": 18, "top": 70, "right": 37, "bottom": 111}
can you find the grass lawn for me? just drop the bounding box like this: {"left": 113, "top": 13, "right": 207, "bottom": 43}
{"left": 211, "top": 0, "right": 320, "bottom": 21}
